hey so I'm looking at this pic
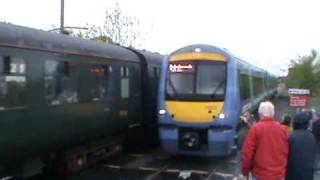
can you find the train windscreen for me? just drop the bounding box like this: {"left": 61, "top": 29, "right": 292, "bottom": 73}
{"left": 166, "top": 61, "right": 226, "bottom": 101}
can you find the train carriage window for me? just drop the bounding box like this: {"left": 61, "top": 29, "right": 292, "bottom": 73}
{"left": 0, "top": 56, "right": 27, "bottom": 108}
{"left": 239, "top": 73, "right": 251, "bottom": 100}
{"left": 88, "top": 64, "right": 110, "bottom": 101}
{"left": 44, "top": 60, "right": 78, "bottom": 105}
{"left": 126, "top": 67, "right": 129, "bottom": 76}
{"left": 78, "top": 63, "right": 112, "bottom": 102}
{"left": 120, "top": 66, "right": 130, "bottom": 98}
{"left": 252, "top": 76, "right": 264, "bottom": 97}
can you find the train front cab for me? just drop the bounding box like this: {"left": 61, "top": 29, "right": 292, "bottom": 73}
{"left": 158, "top": 47, "right": 240, "bottom": 156}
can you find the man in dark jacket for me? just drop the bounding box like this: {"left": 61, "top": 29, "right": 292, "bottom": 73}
{"left": 286, "top": 112, "right": 317, "bottom": 180}
{"left": 312, "top": 112, "right": 320, "bottom": 169}
{"left": 312, "top": 113, "right": 320, "bottom": 146}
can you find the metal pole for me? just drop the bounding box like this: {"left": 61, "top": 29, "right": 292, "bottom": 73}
{"left": 60, "top": 0, "right": 64, "bottom": 33}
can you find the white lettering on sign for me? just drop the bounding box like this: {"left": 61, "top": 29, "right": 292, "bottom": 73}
{"left": 288, "top": 88, "right": 310, "bottom": 95}
{"left": 289, "top": 96, "right": 309, "bottom": 107}
{"left": 169, "top": 63, "right": 194, "bottom": 73}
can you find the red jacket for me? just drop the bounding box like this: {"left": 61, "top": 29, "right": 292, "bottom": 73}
{"left": 241, "top": 117, "right": 289, "bottom": 180}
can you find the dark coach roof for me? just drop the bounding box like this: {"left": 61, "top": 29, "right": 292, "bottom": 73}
{"left": 0, "top": 23, "right": 140, "bottom": 62}
{"left": 137, "top": 50, "right": 163, "bottom": 65}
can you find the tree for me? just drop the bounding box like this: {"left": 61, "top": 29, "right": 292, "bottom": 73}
{"left": 102, "top": 3, "right": 145, "bottom": 47}
{"left": 49, "top": 3, "right": 146, "bottom": 48}
{"left": 286, "top": 50, "right": 320, "bottom": 95}
{"left": 80, "top": 3, "right": 145, "bottom": 48}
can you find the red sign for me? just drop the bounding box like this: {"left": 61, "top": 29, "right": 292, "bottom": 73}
{"left": 289, "top": 95, "right": 309, "bottom": 107}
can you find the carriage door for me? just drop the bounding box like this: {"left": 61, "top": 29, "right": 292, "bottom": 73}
{"left": 120, "top": 65, "right": 141, "bottom": 128}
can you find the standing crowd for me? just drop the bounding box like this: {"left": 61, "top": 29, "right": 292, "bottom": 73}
{"left": 240, "top": 101, "right": 320, "bottom": 180}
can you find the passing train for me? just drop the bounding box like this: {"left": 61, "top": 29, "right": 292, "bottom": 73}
{"left": 158, "top": 44, "right": 277, "bottom": 156}
{"left": 0, "top": 23, "right": 162, "bottom": 177}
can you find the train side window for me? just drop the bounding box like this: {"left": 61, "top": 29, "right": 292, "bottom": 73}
{"left": 0, "top": 56, "right": 27, "bottom": 108}
{"left": 44, "top": 60, "right": 78, "bottom": 105}
{"left": 252, "top": 76, "right": 264, "bottom": 96}
{"left": 120, "top": 66, "right": 129, "bottom": 98}
{"left": 239, "top": 73, "right": 250, "bottom": 100}
{"left": 126, "top": 67, "right": 129, "bottom": 76}
{"left": 86, "top": 64, "right": 110, "bottom": 102}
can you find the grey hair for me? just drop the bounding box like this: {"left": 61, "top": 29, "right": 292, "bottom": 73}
{"left": 258, "top": 101, "right": 275, "bottom": 118}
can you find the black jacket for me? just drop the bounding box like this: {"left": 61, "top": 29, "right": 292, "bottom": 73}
{"left": 312, "top": 119, "right": 320, "bottom": 142}
{"left": 286, "top": 130, "right": 316, "bottom": 180}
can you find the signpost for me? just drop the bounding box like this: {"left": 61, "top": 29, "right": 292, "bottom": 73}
{"left": 288, "top": 88, "right": 310, "bottom": 111}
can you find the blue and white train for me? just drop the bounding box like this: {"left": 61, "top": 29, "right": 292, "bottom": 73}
{"left": 158, "top": 44, "right": 277, "bottom": 156}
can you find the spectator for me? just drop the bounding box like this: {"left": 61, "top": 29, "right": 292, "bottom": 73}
{"left": 312, "top": 112, "right": 320, "bottom": 169}
{"left": 237, "top": 112, "right": 255, "bottom": 149}
{"left": 286, "top": 112, "right": 316, "bottom": 180}
{"left": 312, "top": 112, "right": 320, "bottom": 145}
{"left": 242, "top": 101, "right": 288, "bottom": 180}
{"left": 281, "top": 115, "right": 293, "bottom": 134}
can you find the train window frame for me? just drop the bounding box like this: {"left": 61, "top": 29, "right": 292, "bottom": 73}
{"left": 166, "top": 60, "right": 226, "bottom": 101}
{"left": 0, "top": 56, "right": 27, "bottom": 109}
{"left": 87, "top": 63, "right": 111, "bottom": 102}
{"left": 239, "top": 72, "right": 251, "bottom": 101}
{"left": 44, "top": 59, "right": 78, "bottom": 106}
{"left": 120, "top": 65, "right": 130, "bottom": 99}
{"left": 252, "top": 76, "right": 264, "bottom": 97}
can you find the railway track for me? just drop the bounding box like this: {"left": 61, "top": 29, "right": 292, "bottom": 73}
{"left": 68, "top": 149, "right": 242, "bottom": 180}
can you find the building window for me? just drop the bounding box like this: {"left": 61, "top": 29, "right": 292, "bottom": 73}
{"left": 44, "top": 60, "right": 78, "bottom": 105}
{"left": 120, "top": 66, "right": 129, "bottom": 98}
{"left": 0, "top": 56, "right": 27, "bottom": 108}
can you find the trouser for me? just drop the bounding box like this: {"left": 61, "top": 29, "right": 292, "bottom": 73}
{"left": 316, "top": 141, "right": 320, "bottom": 169}
{"left": 248, "top": 174, "right": 256, "bottom": 180}
{"left": 249, "top": 174, "right": 284, "bottom": 180}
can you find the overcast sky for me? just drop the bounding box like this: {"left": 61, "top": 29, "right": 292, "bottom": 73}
{"left": 1, "top": 0, "right": 320, "bottom": 75}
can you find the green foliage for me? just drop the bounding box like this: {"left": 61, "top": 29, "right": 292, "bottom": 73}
{"left": 286, "top": 50, "right": 320, "bottom": 96}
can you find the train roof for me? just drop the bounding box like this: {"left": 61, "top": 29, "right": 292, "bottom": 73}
{"left": 169, "top": 44, "right": 275, "bottom": 77}
{"left": 170, "top": 44, "right": 230, "bottom": 58}
{"left": 235, "top": 56, "right": 276, "bottom": 77}
{"left": 0, "top": 23, "right": 140, "bottom": 62}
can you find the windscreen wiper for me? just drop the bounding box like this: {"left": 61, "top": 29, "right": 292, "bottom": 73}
{"left": 211, "top": 80, "right": 225, "bottom": 100}
{"left": 167, "top": 77, "right": 179, "bottom": 99}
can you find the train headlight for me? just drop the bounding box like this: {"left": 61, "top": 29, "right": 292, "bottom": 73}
{"left": 159, "top": 109, "right": 166, "bottom": 115}
{"left": 219, "top": 113, "right": 225, "bottom": 119}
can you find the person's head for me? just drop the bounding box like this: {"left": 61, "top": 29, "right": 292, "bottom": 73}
{"left": 301, "top": 108, "right": 307, "bottom": 112}
{"left": 241, "top": 112, "right": 251, "bottom": 122}
{"left": 258, "top": 101, "right": 275, "bottom": 118}
{"left": 293, "top": 112, "right": 311, "bottom": 130}
{"left": 281, "top": 115, "right": 291, "bottom": 126}
{"left": 244, "top": 112, "right": 251, "bottom": 119}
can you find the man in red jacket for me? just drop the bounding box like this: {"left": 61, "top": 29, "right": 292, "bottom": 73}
{"left": 241, "top": 101, "right": 289, "bottom": 180}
